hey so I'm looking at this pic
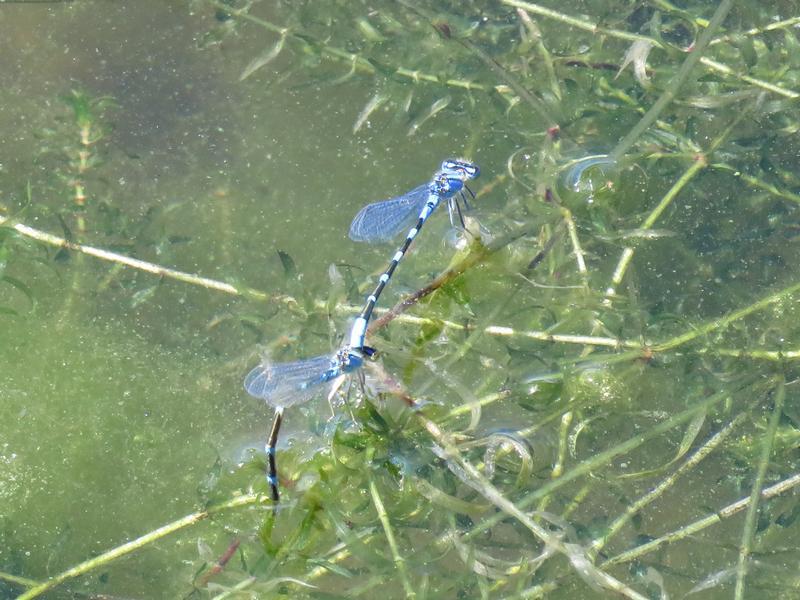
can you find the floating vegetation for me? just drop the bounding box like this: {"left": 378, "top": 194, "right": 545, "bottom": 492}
{"left": 3, "top": 0, "right": 800, "bottom": 598}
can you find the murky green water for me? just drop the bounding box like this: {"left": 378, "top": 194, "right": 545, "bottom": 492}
{"left": 2, "top": 1, "right": 800, "bottom": 598}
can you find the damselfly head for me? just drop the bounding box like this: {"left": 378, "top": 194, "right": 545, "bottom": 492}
{"left": 441, "top": 158, "right": 480, "bottom": 180}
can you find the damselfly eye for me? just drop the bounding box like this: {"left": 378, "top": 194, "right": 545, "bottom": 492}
{"left": 441, "top": 160, "right": 479, "bottom": 180}
{"left": 457, "top": 163, "right": 479, "bottom": 178}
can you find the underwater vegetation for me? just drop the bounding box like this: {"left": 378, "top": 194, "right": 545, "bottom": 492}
{"left": 2, "top": 0, "right": 800, "bottom": 598}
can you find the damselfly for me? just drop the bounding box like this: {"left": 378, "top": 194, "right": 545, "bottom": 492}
{"left": 244, "top": 342, "right": 373, "bottom": 501}
{"left": 244, "top": 159, "right": 479, "bottom": 501}
{"left": 348, "top": 159, "right": 480, "bottom": 347}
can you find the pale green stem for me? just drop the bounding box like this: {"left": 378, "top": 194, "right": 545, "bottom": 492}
{"left": 445, "top": 390, "right": 512, "bottom": 419}
{"left": 17, "top": 494, "right": 266, "bottom": 600}
{"left": 0, "top": 571, "right": 38, "bottom": 589}
{"left": 0, "top": 215, "right": 291, "bottom": 306}
{"left": 609, "top": 0, "right": 734, "bottom": 161}
{"left": 561, "top": 207, "right": 588, "bottom": 280}
{"left": 369, "top": 479, "right": 416, "bottom": 599}
{"left": 333, "top": 290, "right": 800, "bottom": 361}
{"left": 734, "top": 377, "right": 785, "bottom": 600}
{"left": 604, "top": 157, "right": 707, "bottom": 301}
{"left": 561, "top": 483, "right": 592, "bottom": 519}
{"left": 603, "top": 471, "right": 800, "bottom": 568}
{"left": 711, "top": 163, "right": 800, "bottom": 204}
{"left": 699, "top": 57, "right": 799, "bottom": 99}
{"left": 710, "top": 347, "right": 800, "bottom": 361}
{"left": 654, "top": 278, "right": 800, "bottom": 353}
{"left": 502, "top": 0, "right": 659, "bottom": 45}
{"left": 322, "top": 300, "right": 650, "bottom": 349}
{"left": 710, "top": 16, "right": 800, "bottom": 46}
{"left": 536, "top": 410, "right": 573, "bottom": 515}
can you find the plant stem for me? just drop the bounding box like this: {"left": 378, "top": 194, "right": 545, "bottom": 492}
{"left": 503, "top": 0, "right": 658, "bottom": 45}
{"left": 654, "top": 278, "right": 800, "bottom": 353}
{"left": 603, "top": 470, "right": 800, "bottom": 568}
{"left": 711, "top": 163, "right": 800, "bottom": 204}
{"left": 710, "top": 16, "right": 800, "bottom": 47}
{"left": 734, "top": 376, "right": 785, "bottom": 600}
{"left": 0, "top": 571, "right": 39, "bottom": 590}
{"left": 604, "top": 155, "right": 707, "bottom": 301}
{"left": 0, "top": 214, "right": 294, "bottom": 307}
{"left": 369, "top": 479, "right": 416, "bottom": 599}
{"left": 16, "top": 494, "right": 266, "bottom": 599}
{"left": 609, "top": 0, "right": 734, "bottom": 161}
{"left": 699, "top": 56, "right": 799, "bottom": 99}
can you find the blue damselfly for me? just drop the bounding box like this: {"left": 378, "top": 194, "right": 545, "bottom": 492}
{"left": 244, "top": 159, "right": 479, "bottom": 501}
{"left": 347, "top": 159, "right": 480, "bottom": 349}
{"left": 244, "top": 345, "right": 371, "bottom": 501}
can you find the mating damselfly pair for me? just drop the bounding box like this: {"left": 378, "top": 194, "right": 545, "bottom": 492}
{"left": 244, "top": 159, "right": 480, "bottom": 501}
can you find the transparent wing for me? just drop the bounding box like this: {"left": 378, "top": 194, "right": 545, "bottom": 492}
{"left": 244, "top": 354, "right": 337, "bottom": 409}
{"left": 349, "top": 183, "right": 430, "bottom": 243}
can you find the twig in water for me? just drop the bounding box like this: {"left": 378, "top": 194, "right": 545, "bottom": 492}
{"left": 734, "top": 377, "right": 785, "bottom": 600}
{"left": 16, "top": 494, "right": 266, "bottom": 600}
{"left": 0, "top": 214, "right": 296, "bottom": 308}
{"left": 192, "top": 538, "right": 241, "bottom": 592}
{"left": 369, "top": 220, "right": 538, "bottom": 333}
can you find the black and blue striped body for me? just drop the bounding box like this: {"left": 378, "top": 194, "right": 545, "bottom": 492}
{"left": 348, "top": 159, "right": 480, "bottom": 349}
{"left": 244, "top": 159, "right": 479, "bottom": 502}
{"left": 246, "top": 346, "right": 367, "bottom": 500}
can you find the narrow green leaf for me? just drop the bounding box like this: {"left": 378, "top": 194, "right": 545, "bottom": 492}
{"left": 1, "top": 275, "right": 35, "bottom": 308}
{"left": 276, "top": 249, "right": 297, "bottom": 277}
{"left": 130, "top": 285, "right": 159, "bottom": 309}
{"left": 305, "top": 558, "right": 356, "bottom": 579}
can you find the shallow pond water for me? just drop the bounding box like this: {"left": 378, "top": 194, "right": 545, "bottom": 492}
{"left": 2, "top": 1, "right": 800, "bottom": 598}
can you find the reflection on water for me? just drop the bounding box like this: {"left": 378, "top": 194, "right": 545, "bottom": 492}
{"left": 562, "top": 154, "right": 618, "bottom": 202}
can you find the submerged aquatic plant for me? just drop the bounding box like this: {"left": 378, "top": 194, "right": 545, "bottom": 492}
{"left": 4, "top": 0, "right": 800, "bottom": 599}
{"left": 0, "top": 222, "right": 37, "bottom": 315}
{"left": 35, "top": 89, "right": 116, "bottom": 236}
